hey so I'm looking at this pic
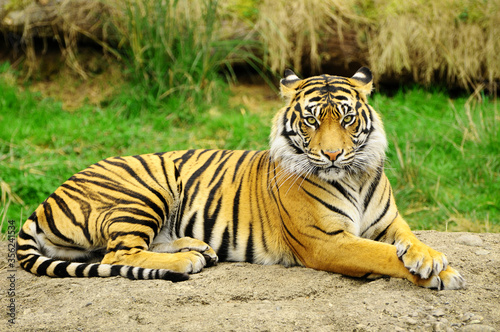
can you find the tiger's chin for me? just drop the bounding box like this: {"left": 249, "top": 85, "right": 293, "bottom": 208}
{"left": 315, "top": 167, "right": 348, "bottom": 182}
{"left": 313, "top": 161, "right": 377, "bottom": 182}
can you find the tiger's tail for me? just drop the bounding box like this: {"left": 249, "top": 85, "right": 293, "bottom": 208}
{"left": 16, "top": 220, "right": 189, "bottom": 282}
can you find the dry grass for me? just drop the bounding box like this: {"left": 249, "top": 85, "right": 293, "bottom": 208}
{"left": 2, "top": 0, "right": 499, "bottom": 88}
{"left": 253, "top": 0, "right": 500, "bottom": 89}
{"left": 364, "top": 0, "right": 500, "bottom": 90}
{"left": 0, "top": 179, "right": 24, "bottom": 233}
{"left": 253, "top": 0, "right": 362, "bottom": 73}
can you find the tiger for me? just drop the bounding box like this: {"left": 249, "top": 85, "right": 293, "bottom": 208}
{"left": 17, "top": 67, "right": 465, "bottom": 289}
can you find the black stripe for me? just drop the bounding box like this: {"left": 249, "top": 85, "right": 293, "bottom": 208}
{"left": 208, "top": 152, "right": 232, "bottom": 186}
{"left": 110, "top": 264, "right": 123, "bottom": 277}
{"left": 232, "top": 181, "right": 243, "bottom": 242}
{"left": 269, "top": 167, "right": 291, "bottom": 219}
{"left": 43, "top": 201, "right": 75, "bottom": 244}
{"left": 182, "top": 152, "right": 218, "bottom": 208}
{"left": 108, "top": 215, "right": 160, "bottom": 237}
{"left": 126, "top": 267, "right": 136, "bottom": 279}
{"left": 310, "top": 225, "right": 344, "bottom": 236}
{"left": 363, "top": 169, "right": 383, "bottom": 211}
{"left": 178, "top": 181, "right": 200, "bottom": 223}
{"left": 302, "top": 86, "right": 321, "bottom": 96}
{"left": 232, "top": 151, "right": 251, "bottom": 183}
{"left": 245, "top": 224, "right": 254, "bottom": 263}
{"left": 373, "top": 216, "right": 394, "bottom": 242}
{"left": 109, "top": 231, "right": 151, "bottom": 245}
{"left": 51, "top": 192, "right": 92, "bottom": 244}
{"left": 361, "top": 189, "right": 392, "bottom": 237}
{"left": 156, "top": 153, "right": 177, "bottom": 196}
{"left": 36, "top": 259, "right": 54, "bottom": 275}
{"left": 60, "top": 189, "right": 93, "bottom": 242}
{"left": 16, "top": 244, "right": 38, "bottom": 252}
{"left": 308, "top": 96, "right": 322, "bottom": 103}
{"left": 293, "top": 102, "right": 302, "bottom": 113}
{"left": 285, "top": 137, "right": 305, "bottom": 156}
{"left": 216, "top": 227, "right": 230, "bottom": 262}
{"left": 329, "top": 180, "right": 357, "bottom": 206}
{"left": 106, "top": 242, "right": 144, "bottom": 253}
{"left": 183, "top": 213, "right": 197, "bottom": 238}
{"left": 53, "top": 261, "right": 72, "bottom": 277}
{"left": 203, "top": 168, "right": 228, "bottom": 239}
{"left": 133, "top": 155, "right": 159, "bottom": 184}
{"left": 17, "top": 228, "right": 34, "bottom": 240}
{"left": 75, "top": 169, "right": 122, "bottom": 186}
{"left": 21, "top": 255, "right": 38, "bottom": 271}
{"left": 75, "top": 263, "right": 88, "bottom": 277}
{"left": 203, "top": 197, "right": 222, "bottom": 245}
{"left": 375, "top": 212, "right": 399, "bottom": 242}
{"left": 302, "top": 188, "right": 353, "bottom": 222}
{"left": 282, "top": 221, "right": 304, "bottom": 248}
{"left": 173, "top": 149, "right": 196, "bottom": 172}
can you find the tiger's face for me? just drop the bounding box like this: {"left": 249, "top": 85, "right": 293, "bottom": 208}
{"left": 270, "top": 67, "right": 387, "bottom": 182}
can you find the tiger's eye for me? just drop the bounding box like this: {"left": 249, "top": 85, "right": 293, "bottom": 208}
{"left": 306, "top": 116, "right": 316, "bottom": 125}
{"left": 343, "top": 115, "right": 354, "bottom": 124}
{"left": 306, "top": 117, "right": 317, "bottom": 126}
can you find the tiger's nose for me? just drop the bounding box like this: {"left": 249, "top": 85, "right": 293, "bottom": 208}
{"left": 324, "top": 150, "right": 342, "bottom": 161}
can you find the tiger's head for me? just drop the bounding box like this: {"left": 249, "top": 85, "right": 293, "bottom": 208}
{"left": 270, "top": 67, "right": 387, "bottom": 182}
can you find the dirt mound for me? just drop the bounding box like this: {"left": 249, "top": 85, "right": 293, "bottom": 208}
{"left": 2, "top": 231, "right": 499, "bottom": 331}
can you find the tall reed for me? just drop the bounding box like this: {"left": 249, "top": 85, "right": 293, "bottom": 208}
{"left": 120, "top": 0, "right": 260, "bottom": 118}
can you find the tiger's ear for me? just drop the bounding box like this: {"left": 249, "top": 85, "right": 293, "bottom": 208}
{"left": 280, "top": 69, "right": 302, "bottom": 100}
{"left": 349, "top": 67, "right": 373, "bottom": 99}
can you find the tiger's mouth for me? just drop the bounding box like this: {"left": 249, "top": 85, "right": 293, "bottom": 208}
{"left": 306, "top": 154, "right": 344, "bottom": 170}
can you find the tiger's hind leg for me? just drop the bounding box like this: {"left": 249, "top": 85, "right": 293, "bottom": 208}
{"left": 101, "top": 223, "right": 212, "bottom": 274}
{"left": 150, "top": 237, "right": 218, "bottom": 267}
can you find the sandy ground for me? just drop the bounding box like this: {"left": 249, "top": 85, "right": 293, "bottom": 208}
{"left": 1, "top": 231, "right": 499, "bottom": 332}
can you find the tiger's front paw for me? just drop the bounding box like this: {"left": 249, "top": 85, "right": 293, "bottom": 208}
{"left": 171, "top": 251, "right": 209, "bottom": 274}
{"left": 395, "top": 239, "right": 448, "bottom": 279}
{"left": 151, "top": 237, "right": 219, "bottom": 268}
{"left": 412, "top": 266, "right": 466, "bottom": 290}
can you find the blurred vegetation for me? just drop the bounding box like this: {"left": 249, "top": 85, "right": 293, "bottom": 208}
{"left": 2, "top": 0, "right": 499, "bottom": 90}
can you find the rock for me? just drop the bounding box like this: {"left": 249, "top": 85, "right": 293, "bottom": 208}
{"left": 461, "top": 312, "right": 474, "bottom": 322}
{"left": 456, "top": 234, "right": 483, "bottom": 247}
{"left": 432, "top": 321, "right": 446, "bottom": 331}
{"left": 432, "top": 308, "right": 446, "bottom": 317}
{"left": 405, "top": 317, "right": 418, "bottom": 325}
{"left": 474, "top": 249, "right": 489, "bottom": 255}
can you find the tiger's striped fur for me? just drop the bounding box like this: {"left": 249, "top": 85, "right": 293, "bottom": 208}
{"left": 17, "top": 68, "right": 465, "bottom": 289}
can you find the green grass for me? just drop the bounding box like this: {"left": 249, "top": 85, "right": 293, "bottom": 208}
{"left": 371, "top": 89, "right": 499, "bottom": 232}
{"left": 1, "top": 66, "right": 498, "bottom": 233}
